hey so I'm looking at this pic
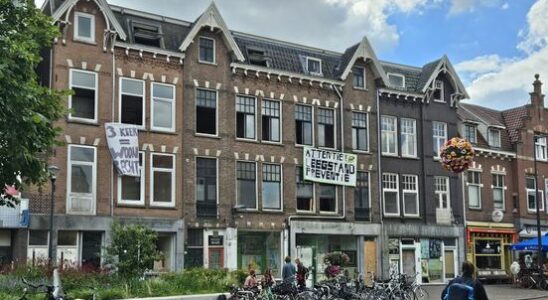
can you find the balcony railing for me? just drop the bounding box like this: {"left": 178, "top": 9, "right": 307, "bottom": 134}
{"left": 436, "top": 208, "right": 453, "bottom": 225}
{"left": 0, "top": 199, "right": 29, "bottom": 228}
{"left": 197, "top": 201, "right": 217, "bottom": 218}
{"left": 355, "top": 207, "right": 371, "bottom": 221}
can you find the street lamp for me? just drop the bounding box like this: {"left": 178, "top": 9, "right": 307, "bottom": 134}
{"left": 47, "top": 165, "right": 60, "bottom": 265}
{"left": 533, "top": 135, "right": 544, "bottom": 278}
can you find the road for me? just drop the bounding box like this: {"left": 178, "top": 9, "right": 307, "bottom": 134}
{"left": 423, "top": 284, "right": 548, "bottom": 300}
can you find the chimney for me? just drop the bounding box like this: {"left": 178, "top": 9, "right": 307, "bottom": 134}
{"left": 530, "top": 74, "right": 545, "bottom": 121}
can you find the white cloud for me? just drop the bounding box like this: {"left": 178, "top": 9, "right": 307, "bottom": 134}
{"left": 501, "top": 3, "right": 509, "bottom": 10}
{"left": 518, "top": 0, "right": 548, "bottom": 54}
{"left": 449, "top": 0, "right": 502, "bottom": 14}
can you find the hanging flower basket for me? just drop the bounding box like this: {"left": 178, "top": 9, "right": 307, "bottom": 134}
{"left": 439, "top": 137, "right": 475, "bottom": 173}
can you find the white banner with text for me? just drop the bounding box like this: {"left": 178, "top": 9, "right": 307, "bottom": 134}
{"left": 303, "top": 147, "right": 357, "bottom": 186}
{"left": 105, "top": 123, "right": 140, "bottom": 177}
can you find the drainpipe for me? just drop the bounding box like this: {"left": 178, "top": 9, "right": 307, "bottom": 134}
{"left": 376, "top": 89, "right": 384, "bottom": 277}
{"left": 420, "top": 103, "right": 427, "bottom": 225}
{"left": 110, "top": 32, "right": 118, "bottom": 218}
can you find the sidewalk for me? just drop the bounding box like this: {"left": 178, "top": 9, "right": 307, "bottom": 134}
{"left": 423, "top": 284, "right": 548, "bottom": 300}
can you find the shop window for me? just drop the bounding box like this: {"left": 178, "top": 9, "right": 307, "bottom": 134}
{"left": 296, "top": 167, "right": 313, "bottom": 212}
{"left": 432, "top": 121, "right": 447, "bottom": 158}
{"left": 318, "top": 108, "right": 335, "bottom": 148}
{"left": 74, "top": 12, "right": 95, "bottom": 43}
{"left": 355, "top": 172, "right": 370, "bottom": 221}
{"left": 400, "top": 118, "right": 417, "bottom": 157}
{"left": 421, "top": 239, "right": 444, "bottom": 283}
{"left": 262, "top": 100, "right": 281, "bottom": 142}
{"left": 381, "top": 116, "right": 397, "bottom": 155}
{"left": 150, "top": 153, "right": 175, "bottom": 207}
{"left": 151, "top": 83, "right": 175, "bottom": 132}
{"left": 352, "top": 112, "right": 368, "bottom": 151}
{"left": 120, "top": 78, "right": 144, "bottom": 127}
{"left": 68, "top": 145, "right": 96, "bottom": 214}
{"left": 185, "top": 229, "right": 203, "bottom": 268}
{"left": 434, "top": 176, "right": 450, "bottom": 209}
{"left": 467, "top": 171, "right": 482, "bottom": 209}
{"left": 353, "top": 67, "right": 365, "bottom": 89}
{"left": 492, "top": 174, "right": 505, "bottom": 210}
{"left": 526, "top": 176, "right": 543, "bottom": 211}
{"left": 382, "top": 173, "right": 399, "bottom": 216}
{"left": 402, "top": 175, "right": 419, "bottom": 217}
{"left": 236, "top": 95, "right": 256, "bottom": 140}
{"left": 464, "top": 124, "right": 477, "bottom": 144}
{"left": 118, "top": 152, "right": 144, "bottom": 205}
{"left": 262, "top": 164, "right": 281, "bottom": 210}
{"left": 199, "top": 37, "right": 215, "bottom": 63}
{"left": 196, "top": 158, "right": 217, "bottom": 217}
{"left": 236, "top": 161, "right": 257, "bottom": 209}
{"left": 535, "top": 137, "right": 547, "bottom": 161}
{"left": 488, "top": 128, "right": 501, "bottom": 148}
{"left": 475, "top": 239, "right": 502, "bottom": 270}
{"left": 238, "top": 232, "right": 281, "bottom": 276}
{"left": 319, "top": 184, "right": 336, "bottom": 213}
{"left": 196, "top": 89, "right": 217, "bottom": 135}
{"left": 433, "top": 80, "right": 444, "bottom": 102}
{"left": 295, "top": 105, "right": 313, "bottom": 146}
{"left": 69, "top": 69, "right": 97, "bottom": 121}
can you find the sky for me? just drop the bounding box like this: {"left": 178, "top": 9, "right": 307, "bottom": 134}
{"left": 35, "top": 0, "right": 548, "bottom": 110}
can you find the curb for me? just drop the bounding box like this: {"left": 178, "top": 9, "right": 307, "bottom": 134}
{"left": 121, "top": 293, "right": 229, "bottom": 300}
{"left": 512, "top": 295, "right": 548, "bottom": 300}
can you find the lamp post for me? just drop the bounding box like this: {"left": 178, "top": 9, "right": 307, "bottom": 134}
{"left": 47, "top": 165, "right": 60, "bottom": 265}
{"left": 533, "top": 135, "right": 544, "bottom": 278}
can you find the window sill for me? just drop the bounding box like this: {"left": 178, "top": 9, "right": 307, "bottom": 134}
{"left": 262, "top": 209, "right": 284, "bottom": 214}
{"left": 236, "top": 138, "right": 259, "bottom": 143}
{"left": 67, "top": 118, "right": 100, "bottom": 126}
{"left": 262, "top": 140, "right": 284, "bottom": 146}
{"left": 149, "top": 129, "right": 178, "bottom": 135}
{"left": 352, "top": 87, "right": 368, "bottom": 91}
{"left": 403, "top": 215, "right": 421, "bottom": 219}
{"left": 195, "top": 133, "right": 221, "bottom": 139}
{"left": 149, "top": 203, "right": 177, "bottom": 209}
{"left": 319, "top": 211, "right": 338, "bottom": 215}
{"left": 352, "top": 150, "right": 371, "bottom": 154}
{"left": 73, "top": 38, "right": 97, "bottom": 46}
{"left": 318, "top": 146, "right": 337, "bottom": 151}
{"left": 198, "top": 60, "right": 217, "bottom": 66}
{"left": 295, "top": 143, "right": 314, "bottom": 148}
{"left": 469, "top": 207, "right": 483, "bottom": 211}
{"left": 383, "top": 214, "right": 401, "bottom": 218}
{"left": 296, "top": 210, "right": 316, "bottom": 215}
{"left": 381, "top": 153, "right": 399, "bottom": 158}
{"left": 401, "top": 155, "right": 420, "bottom": 160}
{"left": 117, "top": 202, "right": 146, "bottom": 208}
{"left": 433, "top": 100, "right": 446, "bottom": 103}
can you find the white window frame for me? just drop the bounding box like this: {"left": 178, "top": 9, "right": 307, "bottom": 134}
{"left": 295, "top": 104, "right": 315, "bottom": 147}
{"left": 492, "top": 173, "right": 506, "bottom": 211}
{"left": 198, "top": 36, "right": 216, "bottom": 64}
{"left": 381, "top": 115, "right": 398, "bottom": 156}
{"left": 68, "top": 69, "right": 98, "bottom": 123}
{"left": 151, "top": 82, "right": 176, "bottom": 133}
{"left": 433, "top": 121, "right": 447, "bottom": 158}
{"left": 117, "top": 151, "right": 145, "bottom": 206}
{"left": 195, "top": 88, "right": 219, "bottom": 137}
{"left": 382, "top": 173, "right": 400, "bottom": 216}
{"left": 464, "top": 124, "right": 477, "bottom": 144}
{"left": 353, "top": 66, "right": 366, "bottom": 89}
{"left": 488, "top": 128, "right": 501, "bottom": 148}
{"left": 296, "top": 166, "right": 315, "bottom": 213}
{"left": 306, "top": 57, "right": 322, "bottom": 76}
{"left": 73, "top": 12, "right": 95, "bottom": 43}
{"left": 119, "top": 77, "right": 145, "bottom": 128}
{"left": 526, "top": 176, "right": 544, "bottom": 212}
{"left": 535, "top": 137, "right": 547, "bottom": 161}
{"left": 317, "top": 107, "right": 337, "bottom": 150}
{"left": 235, "top": 160, "right": 259, "bottom": 211}
{"left": 351, "top": 111, "right": 369, "bottom": 152}
{"left": 318, "top": 184, "right": 338, "bottom": 214}
{"left": 433, "top": 80, "right": 444, "bottom": 102}
{"left": 387, "top": 73, "right": 406, "bottom": 88}
{"left": 400, "top": 118, "right": 417, "bottom": 158}
{"left": 150, "top": 153, "right": 176, "bottom": 208}
{"left": 262, "top": 163, "right": 283, "bottom": 212}
{"left": 466, "top": 171, "right": 482, "bottom": 209}
{"left": 261, "top": 99, "right": 283, "bottom": 144}
{"left": 235, "top": 95, "right": 257, "bottom": 141}
{"left": 434, "top": 176, "right": 450, "bottom": 209}
{"left": 67, "top": 144, "right": 97, "bottom": 215}
{"left": 402, "top": 174, "right": 419, "bottom": 217}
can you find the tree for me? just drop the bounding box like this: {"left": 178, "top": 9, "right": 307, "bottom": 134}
{"left": 0, "top": 0, "right": 66, "bottom": 206}
{"left": 105, "top": 222, "right": 161, "bottom": 278}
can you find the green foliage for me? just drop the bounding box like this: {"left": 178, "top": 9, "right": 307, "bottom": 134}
{"left": 104, "top": 222, "right": 161, "bottom": 278}
{"left": 0, "top": 0, "right": 67, "bottom": 206}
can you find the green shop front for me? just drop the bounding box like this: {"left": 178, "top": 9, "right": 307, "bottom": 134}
{"left": 237, "top": 231, "right": 283, "bottom": 277}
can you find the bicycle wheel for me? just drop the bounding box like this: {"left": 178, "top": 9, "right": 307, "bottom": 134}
{"left": 413, "top": 286, "right": 429, "bottom": 300}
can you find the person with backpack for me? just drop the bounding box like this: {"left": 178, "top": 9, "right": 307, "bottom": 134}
{"left": 441, "top": 261, "right": 489, "bottom": 300}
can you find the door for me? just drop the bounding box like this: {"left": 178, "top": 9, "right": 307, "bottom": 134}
{"left": 81, "top": 231, "right": 102, "bottom": 269}
{"left": 209, "top": 248, "right": 224, "bottom": 269}
{"left": 364, "top": 241, "right": 377, "bottom": 285}
{"left": 444, "top": 248, "right": 457, "bottom": 280}
{"left": 297, "top": 246, "right": 314, "bottom": 286}
{"left": 402, "top": 249, "right": 416, "bottom": 275}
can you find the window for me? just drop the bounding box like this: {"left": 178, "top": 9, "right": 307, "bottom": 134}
{"left": 381, "top": 116, "right": 397, "bottom": 155}
{"left": 74, "top": 12, "right": 95, "bottom": 43}
{"left": 355, "top": 172, "right": 370, "bottom": 221}
{"left": 402, "top": 175, "right": 419, "bottom": 216}
{"left": 306, "top": 57, "right": 322, "bottom": 75}
{"left": 262, "top": 100, "right": 281, "bottom": 142}
{"left": 118, "top": 152, "right": 144, "bottom": 205}
{"left": 319, "top": 184, "right": 336, "bottom": 213}
{"left": 196, "top": 158, "right": 217, "bottom": 217}
{"left": 296, "top": 167, "right": 313, "bottom": 212}
{"left": 262, "top": 164, "right": 281, "bottom": 210}
{"left": 67, "top": 145, "right": 96, "bottom": 214}
{"left": 488, "top": 129, "right": 501, "bottom": 148}
{"left": 535, "top": 137, "right": 547, "bottom": 161}
{"left": 150, "top": 153, "right": 175, "bottom": 207}
{"left": 236, "top": 95, "right": 256, "bottom": 139}
{"left": 382, "top": 173, "right": 399, "bottom": 216}
{"left": 29, "top": 231, "right": 48, "bottom": 246}
{"left": 388, "top": 73, "right": 405, "bottom": 88}
{"left": 475, "top": 239, "right": 502, "bottom": 270}
{"left": 526, "top": 176, "right": 543, "bottom": 211}
{"left": 353, "top": 67, "right": 365, "bottom": 88}
{"left": 295, "top": 105, "right": 313, "bottom": 145}
{"left": 434, "top": 176, "right": 450, "bottom": 209}
{"left": 464, "top": 124, "right": 477, "bottom": 144}
{"left": 132, "top": 22, "right": 163, "bottom": 48}
{"left": 400, "top": 118, "right": 417, "bottom": 157}
{"left": 247, "top": 47, "right": 270, "bottom": 67}
{"left": 199, "top": 37, "right": 215, "bottom": 63}
{"left": 467, "top": 171, "right": 482, "bottom": 209}
{"left": 433, "top": 80, "right": 444, "bottom": 102}
{"left": 432, "top": 121, "right": 447, "bottom": 157}
{"left": 352, "top": 112, "right": 368, "bottom": 151}
{"left": 318, "top": 108, "right": 335, "bottom": 148}
{"left": 69, "top": 69, "right": 97, "bottom": 121}
{"left": 492, "top": 174, "right": 505, "bottom": 210}
{"left": 196, "top": 89, "right": 217, "bottom": 135}
{"left": 151, "top": 83, "right": 175, "bottom": 132}
{"left": 236, "top": 162, "right": 257, "bottom": 209}
{"left": 120, "top": 78, "right": 144, "bottom": 127}
{"left": 185, "top": 229, "right": 203, "bottom": 268}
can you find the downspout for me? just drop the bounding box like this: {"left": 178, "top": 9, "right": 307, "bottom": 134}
{"left": 376, "top": 89, "right": 384, "bottom": 277}
{"left": 110, "top": 32, "right": 118, "bottom": 218}
{"left": 420, "top": 102, "right": 427, "bottom": 225}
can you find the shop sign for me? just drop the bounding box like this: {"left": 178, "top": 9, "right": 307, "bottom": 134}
{"left": 491, "top": 209, "right": 504, "bottom": 223}
{"left": 105, "top": 123, "right": 140, "bottom": 177}
{"left": 303, "top": 147, "right": 357, "bottom": 186}
{"left": 208, "top": 235, "right": 224, "bottom": 246}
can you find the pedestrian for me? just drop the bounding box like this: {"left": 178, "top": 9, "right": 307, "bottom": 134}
{"left": 282, "top": 256, "right": 295, "bottom": 281}
{"left": 441, "top": 261, "right": 488, "bottom": 300}
{"left": 244, "top": 269, "right": 258, "bottom": 289}
{"left": 295, "top": 258, "right": 308, "bottom": 289}
{"left": 263, "top": 268, "right": 274, "bottom": 288}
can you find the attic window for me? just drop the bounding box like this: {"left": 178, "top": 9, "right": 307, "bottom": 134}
{"left": 488, "top": 128, "right": 501, "bottom": 148}
{"left": 306, "top": 57, "right": 322, "bottom": 75}
{"left": 433, "top": 80, "right": 444, "bottom": 102}
{"left": 247, "top": 48, "right": 270, "bottom": 67}
{"left": 132, "top": 22, "right": 163, "bottom": 48}
{"left": 388, "top": 73, "right": 405, "bottom": 88}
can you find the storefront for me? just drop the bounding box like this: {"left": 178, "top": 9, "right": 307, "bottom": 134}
{"left": 237, "top": 231, "right": 282, "bottom": 277}
{"left": 466, "top": 223, "right": 516, "bottom": 280}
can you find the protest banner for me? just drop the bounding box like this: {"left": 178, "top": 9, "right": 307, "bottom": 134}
{"left": 105, "top": 123, "right": 140, "bottom": 177}
{"left": 302, "top": 147, "right": 357, "bottom": 186}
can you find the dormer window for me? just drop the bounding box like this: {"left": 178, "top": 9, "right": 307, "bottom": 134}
{"left": 199, "top": 37, "right": 215, "bottom": 63}
{"left": 247, "top": 47, "right": 270, "bottom": 67}
{"left": 352, "top": 67, "right": 365, "bottom": 89}
{"left": 488, "top": 128, "right": 501, "bottom": 148}
{"left": 306, "top": 57, "right": 322, "bottom": 75}
{"left": 433, "top": 80, "right": 444, "bottom": 102}
{"left": 131, "top": 22, "right": 163, "bottom": 48}
{"left": 464, "top": 124, "right": 477, "bottom": 144}
{"left": 388, "top": 73, "right": 405, "bottom": 88}
{"left": 74, "top": 12, "right": 95, "bottom": 43}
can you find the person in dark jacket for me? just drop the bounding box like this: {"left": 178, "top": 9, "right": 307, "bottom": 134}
{"left": 282, "top": 256, "right": 296, "bottom": 281}
{"left": 295, "top": 258, "right": 308, "bottom": 289}
{"left": 441, "top": 261, "right": 489, "bottom": 300}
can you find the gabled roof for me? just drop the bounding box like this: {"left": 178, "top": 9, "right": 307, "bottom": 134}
{"left": 178, "top": 2, "right": 245, "bottom": 62}
{"left": 502, "top": 106, "right": 529, "bottom": 143}
{"left": 380, "top": 61, "right": 422, "bottom": 92}
{"left": 459, "top": 103, "right": 506, "bottom": 127}
{"left": 48, "top": 0, "right": 127, "bottom": 40}
{"left": 457, "top": 103, "right": 513, "bottom": 151}
{"left": 337, "top": 37, "right": 388, "bottom": 85}
{"left": 419, "top": 55, "right": 469, "bottom": 98}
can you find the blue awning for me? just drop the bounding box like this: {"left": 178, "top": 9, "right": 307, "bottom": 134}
{"left": 512, "top": 234, "right": 548, "bottom": 251}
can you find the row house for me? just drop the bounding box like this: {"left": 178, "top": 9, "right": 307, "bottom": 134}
{"left": 457, "top": 75, "right": 548, "bottom": 280}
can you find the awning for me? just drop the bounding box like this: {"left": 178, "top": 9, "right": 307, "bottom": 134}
{"left": 519, "top": 229, "right": 548, "bottom": 238}
{"left": 512, "top": 234, "right": 548, "bottom": 251}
